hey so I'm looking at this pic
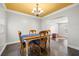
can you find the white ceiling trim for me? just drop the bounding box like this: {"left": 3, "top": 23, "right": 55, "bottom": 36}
{"left": 3, "top": 3, "right": 41, "bottom": 19}
{"left": 2, "top": 3, "right": 7, "bottom": 10}
{"left": 43, "top": 4, "right": 78, "bottom": 19}
{"left": 6, "top": 9, "right": 39, "bottom": 19}
{"left": 3, "top": 3, "right": 78, "bottom": 19}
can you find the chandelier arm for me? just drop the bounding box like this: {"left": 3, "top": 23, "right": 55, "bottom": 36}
{"left": 32, "top": 3, "right": 43, "bottom": 16}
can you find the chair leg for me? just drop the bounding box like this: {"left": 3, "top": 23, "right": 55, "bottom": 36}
{"left": 20, "top": 46, "right": 26, "bottom": 56}
{"left": 45, "top": 42, "right": 47, "bottom": 49}
{"left": 20, "top": 48, "right": 22, "bottom": 55}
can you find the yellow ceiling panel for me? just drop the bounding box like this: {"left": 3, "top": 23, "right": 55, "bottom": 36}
{"left": 5, "top": 3, "right": 72, "bottom": 17}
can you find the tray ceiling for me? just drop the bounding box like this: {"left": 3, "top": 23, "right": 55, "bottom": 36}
{"left": 5, "top": 3, "right": 72, "bottom": 17}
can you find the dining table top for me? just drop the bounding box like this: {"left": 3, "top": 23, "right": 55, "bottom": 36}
{"left": 21, "top": 34, "right": 50, "bottom": 41}
{"left": 21, "top": 33, "right": 65, "bottom": 41}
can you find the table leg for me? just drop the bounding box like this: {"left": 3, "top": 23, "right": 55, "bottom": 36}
{"left": 49, "top": 36, "right": 50, "bottom": 55}
{"left": 48, "top": 35, "right": 50, "bottom": 55}
{"left": 26, "top": 40, "right": 29, "bottom": 56}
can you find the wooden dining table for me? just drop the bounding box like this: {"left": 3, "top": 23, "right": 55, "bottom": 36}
{"left": 21, "top": 34, "right": 50, "bottom": 56}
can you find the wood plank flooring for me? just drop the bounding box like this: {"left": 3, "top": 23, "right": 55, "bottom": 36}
{"left": 1, "top": 39, "right": 79, "bottom": 56}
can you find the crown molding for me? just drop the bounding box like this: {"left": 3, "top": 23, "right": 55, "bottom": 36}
{"left": 43, "top": 4, "right": 78, "bottom": 19}
{"left": 6, "top": 9, "right": 40, "bottom": 19}
{"left": 2, "top": 3, "right": 7, "bottom": 10}
{"left": 2, "top": 3, "right": 39, "bottom": 19}
{"left": 2, "top": 3, "right": 42, "bottom": 19}
{"left": 2, "top": 3, "right": 78, "bottom": 19}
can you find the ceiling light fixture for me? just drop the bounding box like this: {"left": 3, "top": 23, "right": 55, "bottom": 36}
{"left": 32, "top": 3, "right": 43, "bottom": 16}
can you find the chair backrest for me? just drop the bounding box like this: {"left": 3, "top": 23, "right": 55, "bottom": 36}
{"left": 44, "top": 30, "right": 51, "bottom": 34}
{"left": 18, "top": 31, "right": 22, "bottom": 44}
{"left": 29, "top": 30, "right": 36, "bottom": 34}
{"left": 39, "top": 30, "right": 48, "bottom": 36}
{"left": 39, "top": 31, "right": 49, "bottom": 48}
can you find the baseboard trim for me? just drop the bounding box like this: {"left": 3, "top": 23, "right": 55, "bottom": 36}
{"left": 7, "top": 41, "right": 20, "bottom": 45}
{"left": 0, "top": 43, "right": 7, "bottom": 56}
{"left": 68, "top": 44, "right": 79, "bottom": 50}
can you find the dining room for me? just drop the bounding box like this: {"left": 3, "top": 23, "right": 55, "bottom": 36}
{"left": 0, "top": 3, "right": 79, "bottom": 56}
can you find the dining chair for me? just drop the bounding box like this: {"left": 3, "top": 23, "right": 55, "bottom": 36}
{"left": 29, "top": 40, "right": 41, "bottom": 56}
{"left": 39, "top": 31, "right": 49, "bottom": 49}
{"left": 18, "top": 31, "right": 41, "bottom": 55}
{"left": 44, "top": 30, "right": 51, "bottom": 35}
{"left": 29, "top": 30, "right": 41, "bottom": 55}
{"left": 29, "top": 30, "right": 36, "bottom": 34}
{"left": 18, "top": 31, "right": 26, "bottom": 55}
{"left": 29, "top": 29, "right": 40, "bottom": 46}
{"left": 29, "top": 30, "right": 49, "bottom": 55}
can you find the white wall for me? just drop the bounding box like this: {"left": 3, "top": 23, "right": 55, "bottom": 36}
{"left": 41, "top": 18, "right": 58, "bottom": 33}
{"left": 41, "top": 17, "right": 68, "bottom": 34}
{"left": 6, "top": 10, "right": 40, "bottom": 43}
{"left": 0, "top": 3, "right": 6, "bottom": 55}
{"left": 53, "top": 17, "right": 68, "bottom": 37}
{"left": 43, "top": 4, "right": 79, "bottom": 50}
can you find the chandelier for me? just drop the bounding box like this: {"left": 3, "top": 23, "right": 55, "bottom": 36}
{"left": 32, "top": 3, "right": 43, "bottom": 16}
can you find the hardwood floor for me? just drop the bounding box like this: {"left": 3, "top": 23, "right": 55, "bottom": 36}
{"left": 1, "top": 43, "right": 48, "bottom": 56}
{"left": 1, "top": 39, "right": 79, "bottom": 56}
{"left": 68, "top": 47, "right": 79, "bottom": 56}
{"left": 1, "top": 43, "right": 21, "bottom": 56}
{"left": 50, "top": 39, "right": 68, "bottom": 56}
